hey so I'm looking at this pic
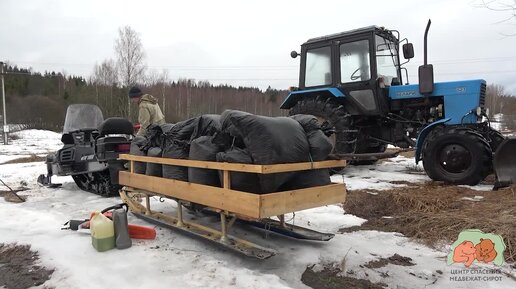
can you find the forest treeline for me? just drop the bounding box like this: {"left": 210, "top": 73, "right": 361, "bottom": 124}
{"left": 3, "top": 63, "right": 515, "bottom": 131}
{"left": 2, "top": 64, "right": 288, "bottom": 131}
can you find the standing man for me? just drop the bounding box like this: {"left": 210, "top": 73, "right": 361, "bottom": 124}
{"left": 128, "top": 86, "right": 166, "bottom": 136}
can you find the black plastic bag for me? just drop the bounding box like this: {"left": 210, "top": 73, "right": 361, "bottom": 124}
{"left": 307, "top": 130, "right": 333, "bottom": 161}
{"left": 188, "top": 136, "right": 223, "bottom": 187}
{"left": 216, "top": 147, "right": 262, "bottom": 194}
{"left": 141, "top": 123, "right": 174, "bottom": 152}
{"left": 279, "top": 169, "right": 331, "bottom": 191}
{"left": 161, "top": 117, "right": 201, "bottom": 181}
{"left": 220, "top": 110, "right": 310, "bottom": 193}
{"left": 190, "top": 114, "right": 221, "bottom": 141}
{"left": 162, "top": 139, "right": 189, "bottom": 181}
{"left": 165, "top": 117, "right": 200, "bottom": 142}
{"left": 129, "top": 136, "right": 146, "bottom": 174}
{"left": 145, "top": 147, "right": 162, "bottom": 177}
{"left": 289, "top": 114, "right": 321, "bottom": 133}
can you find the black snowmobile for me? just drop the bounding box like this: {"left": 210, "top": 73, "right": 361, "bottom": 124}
{"left": 38, "top": 104, "right": 133, "bottom": 196}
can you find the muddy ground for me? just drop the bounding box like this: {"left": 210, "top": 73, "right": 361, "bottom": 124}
{"left": 0, "top": 243, "right": 54, "bottom": 289}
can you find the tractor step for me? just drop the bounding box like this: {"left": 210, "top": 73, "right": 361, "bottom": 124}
{"left": 331, "top": 150, "right": 404, "bottom": 161}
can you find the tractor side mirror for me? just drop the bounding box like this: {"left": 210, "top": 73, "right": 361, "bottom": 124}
{"left": 418, "top": 64, "right": 434, "bottom": 94}
{"left": 402, "top": 43, "right": 414, "bottom": 59}
{"left": 290, "top": 51, "right": 299, "bottom": 58}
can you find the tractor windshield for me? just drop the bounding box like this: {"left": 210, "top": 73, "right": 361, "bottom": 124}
{"left": 375, "top": 35, "right": 399, "bottom": 85}
{"left": 63, "top": 104, "right": 104, "bottom": 133}
{"left": 339, "top": 40, "right": 371, "bottom": 83}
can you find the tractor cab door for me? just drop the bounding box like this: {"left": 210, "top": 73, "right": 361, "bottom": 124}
{"left": 374, "top": 34, "right": 402, "bottom": 113}
{"left": 337, "top": 38, "right": 376, "bottom": 115}
{"left": 336, "top": 35, "right": 390, "bottom": 116}
{"left": 336, "top": 34, "right": 402, "bottom": 116}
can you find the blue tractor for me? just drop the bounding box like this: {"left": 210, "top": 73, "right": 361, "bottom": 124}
{"left": 281, "top": 20, "right": 507, "bottom": 186}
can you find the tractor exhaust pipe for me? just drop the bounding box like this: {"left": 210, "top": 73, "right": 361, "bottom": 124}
{"left": 423, "top": 19, "right": 431, "bottom": 66}
{"left": 418, "top": 19, "right": 434, "bottom": 95}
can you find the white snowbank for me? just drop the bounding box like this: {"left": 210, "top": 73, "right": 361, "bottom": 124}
{"left": 332, "top": 156, "right": 429, "bottom": 191}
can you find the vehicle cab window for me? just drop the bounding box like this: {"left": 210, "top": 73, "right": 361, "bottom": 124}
{"left": 375, "top": 35, "right": 399, "bottom": 85}
{"left": 340, "top": 40, "right": 370, "bottom": 83}
{"left": 305, "top": 46, "right": 332, "bottom": 87}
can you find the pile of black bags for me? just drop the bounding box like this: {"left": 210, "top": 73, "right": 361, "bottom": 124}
{"left": 129, "top": 110, "right": 333, "bottom": 194}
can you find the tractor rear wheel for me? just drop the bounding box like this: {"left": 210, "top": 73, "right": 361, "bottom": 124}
{"left": 422, "top": 127, "right": 492, "bottom": 185}
{"left": 289, "top": 96, "right": 384, "bottom": 165}
{"left": 289, "top": 96, "right": 355, "bottom": 154}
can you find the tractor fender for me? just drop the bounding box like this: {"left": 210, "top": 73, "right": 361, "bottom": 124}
{"left": 415, "top": 118, "right": 451, "bottom": 164}
{"left": 280, "top": 88, "right": 345, "bottom": 109}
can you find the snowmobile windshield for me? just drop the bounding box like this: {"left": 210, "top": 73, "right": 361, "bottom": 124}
{"left": 63, "top": 104, "right": 104, "bottom": 133}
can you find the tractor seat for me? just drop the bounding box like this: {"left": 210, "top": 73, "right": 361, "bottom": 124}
{"left": 98, "top": 117, "right": 133, "bottom": 136}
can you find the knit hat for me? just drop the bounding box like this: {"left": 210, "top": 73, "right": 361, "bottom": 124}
{"left": 128, "top": 86, "right": 143, "bottom": 98}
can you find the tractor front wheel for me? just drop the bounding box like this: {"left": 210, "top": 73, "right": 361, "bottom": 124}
{"left": 422, "top": 127, "right": 492, "bottom": 185}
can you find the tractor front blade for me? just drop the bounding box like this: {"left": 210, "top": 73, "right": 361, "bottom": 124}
{"left": 493, "top": 137, "right": 516, "bottom": 190}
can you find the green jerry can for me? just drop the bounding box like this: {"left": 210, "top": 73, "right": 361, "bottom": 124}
{"left": 90, "top": 211, "right": 115, "bottom": 252}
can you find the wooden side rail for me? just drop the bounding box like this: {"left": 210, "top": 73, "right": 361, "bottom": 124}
{"left": 119, "top": 171, "right": 346, "bottom": 219}
{"left": 119, "top": 154, "right": 346, "bottom": 174}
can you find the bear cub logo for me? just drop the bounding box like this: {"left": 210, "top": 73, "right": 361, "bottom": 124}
{"left": 452, "top": 240, "right": 477, "bottom": 267}
{"left": 475, "top": 238, "right": 497, "bottom": 263}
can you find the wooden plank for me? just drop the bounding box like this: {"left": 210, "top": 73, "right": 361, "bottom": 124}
{"left": 119, "top": 154, "right": 346, "bottom": 174}
{"left": 260, "top": 160, "right": 346, "bottom": 174}
{"left": 119, "top": 154, "right": 264, "bottom": 173}
{"left": 259, "top": 183, "right": 346, "bottom": 218}
{"left": 119, "top": 171, "right": 261, "bottom": 218}
{"left": 223, "top": 170, "right": 231, "bottom": 189}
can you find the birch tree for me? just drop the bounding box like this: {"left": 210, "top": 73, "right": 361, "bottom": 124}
{"left": 114, "top": 26, "right": 146, "bottom": 119}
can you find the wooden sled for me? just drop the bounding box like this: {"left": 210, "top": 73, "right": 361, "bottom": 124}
{"left": 118, "top": 154, "right": 346, "bottom": 259}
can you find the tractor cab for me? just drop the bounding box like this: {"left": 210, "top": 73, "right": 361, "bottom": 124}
{"left": 286, "top": 26, "right": 414, "bottom": 116}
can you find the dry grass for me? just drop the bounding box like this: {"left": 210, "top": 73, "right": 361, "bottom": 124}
{"left": 8, "top": 134, "right": 21, "bottom": 141}
{"left": 2, "top": 154, "right": 46, "bottom": 164}
{"left": 0, "top": 189, "right": 28, "bottom": 203}
{"left": 343, "top": 182, "right": 516, "bottom": 263}
{"left": 0, "top": 243, "right": 54, "bottom": 289}
{"left": 385, "top": 148, "right": 415, "bottom": 158}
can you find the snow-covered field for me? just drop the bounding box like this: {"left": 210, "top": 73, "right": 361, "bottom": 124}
{"left": 0, "top": 130, "right": 62, "bottom": 164}
{"left": 0, "top": 130, "right": 514, "bottom": 289}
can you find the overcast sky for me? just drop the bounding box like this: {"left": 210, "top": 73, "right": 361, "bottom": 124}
{"left": 1, "top": 0, "right": 516, "bottom": 93}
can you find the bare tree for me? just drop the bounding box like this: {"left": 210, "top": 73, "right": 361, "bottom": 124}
{"left": 476, "top": 0, "right": 516, "bottom": 36}
{"left": 114, "top": 26, "right": 146, "bottom": 119}
{"left": 91, "top": 59, "right": 118, "bottom": 115}
{"left": 486, "top": 83, "right": 508, "bottom": 115}
{"left": 158, "top": 70, "right": 169, "bottom": 116}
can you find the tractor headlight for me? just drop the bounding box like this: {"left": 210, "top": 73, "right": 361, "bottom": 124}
{"left": 476, "top": 107, "right": 482, "bottom": 117}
